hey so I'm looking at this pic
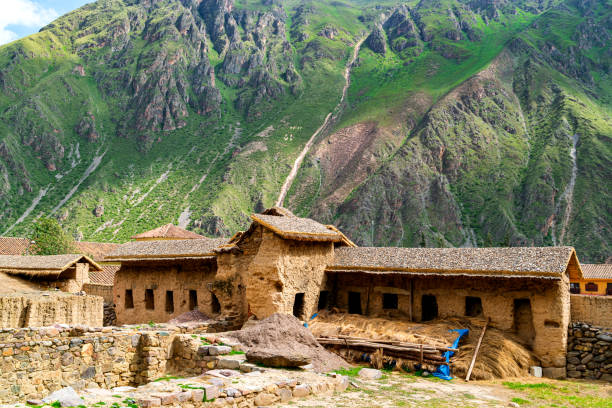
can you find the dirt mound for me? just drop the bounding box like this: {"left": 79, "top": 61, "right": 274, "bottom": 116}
{"left": 225, "top": 313, "right": 349, "bottom": 373}
{"left": 310, "top": 310, "right": 536, "bottom": 380}
{"left": 168, "top": 309, "right": 210, "bottom": 324}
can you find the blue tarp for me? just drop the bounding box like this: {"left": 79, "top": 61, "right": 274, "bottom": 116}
{"left": 433, "top": 329, "right": 469, "bottom": 380}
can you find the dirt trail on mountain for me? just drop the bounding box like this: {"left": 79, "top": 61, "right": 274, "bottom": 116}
{"left": 276, "top": 36, "right": 365, "bottom": 207}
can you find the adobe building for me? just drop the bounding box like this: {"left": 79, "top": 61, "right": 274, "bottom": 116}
{"left": 324, "top": 246, "right": 580, "bottom": 375}
{"left": 106, "top": 238, "right": 227, "bottom": 325}
{"left": 0, "top": 254, "right": 104, "bottom": 328}
{"left": 109, "top": 207, "right": 584, "bottom": 377}
{"left": 0, "top": 254, "right": 101, "bottom": 293}
{"left": 570, "top": 264, "right": 612, "bottom": 296}
{"left": 215, "top": 207, "right": 355, "bottom": 322}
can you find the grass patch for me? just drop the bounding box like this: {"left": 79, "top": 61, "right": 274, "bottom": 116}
{"left": 502, "top": 381, "right": 611, "bottom": 408}
{"left": 153, "top": 375, "right": 182, "bottom": 382}
{"left": 333, "top": 366, "right": 367, "bottom": 377}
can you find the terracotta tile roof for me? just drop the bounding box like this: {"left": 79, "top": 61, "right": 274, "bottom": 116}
{"left": 0, "top": 254, "right": 102, "bottom": 276}
{"left": 580, "top": 264, "right": 612, "bottom": 280}
{"left": 106, "top": 238, "right": 228, "bottom": 261}
{"left": 73, "top": 241, "right": 121, "bottom": 262}
{"left": 131, "top": 224, "right": 205, "bottom": 240}
{"left": 89, "top": 264, "right": 119, "bottom": 286}
{"left": 0, "top": 237, "right": 32, "bottom": 255}
{"left": 251, "top": 213, "right": 344, "bottom": 242}
{"left": 329, "top": 246, "right": 579, "bottom": 279}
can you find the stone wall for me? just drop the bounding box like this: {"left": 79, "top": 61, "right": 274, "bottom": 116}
{"left": 566, "top": 322, "right": 612, "bottom": 381}
{"left": 0, "top": 293, "right": 103, "bottom": 328}
{"left": 570, "top": 295, "right": 612, "bottom": 328}
{"left": 0, "top": 324, "right": 210, "bottom": 403}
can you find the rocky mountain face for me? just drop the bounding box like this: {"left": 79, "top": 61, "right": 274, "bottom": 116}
{"left": 0, "top": 0, "right": 609, "bottom": 262}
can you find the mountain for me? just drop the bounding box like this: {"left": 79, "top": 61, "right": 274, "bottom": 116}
{"left": 0, "top": 0, "right": 610, "bottom": 262}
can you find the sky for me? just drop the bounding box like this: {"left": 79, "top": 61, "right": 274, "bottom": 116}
{"left": 0, "top": 0, "right": 92, "bottom": 45}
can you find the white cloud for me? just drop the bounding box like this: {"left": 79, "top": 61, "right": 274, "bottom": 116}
{"left": 0, "top": 0, "right": 58, "bottom": 45}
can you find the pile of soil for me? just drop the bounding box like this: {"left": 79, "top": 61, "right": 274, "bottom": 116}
{"left": 310, "top": 310, "right": 536, "bottom": 380}
{"left": 168, "top": 309, "right": 210, "bottom": 325}
{"left": 225, "top": 313, "right": 349, "bottom": 373}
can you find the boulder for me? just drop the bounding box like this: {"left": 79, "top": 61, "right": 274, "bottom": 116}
{"left": 358, "top": 368, "right": 383, "bottom": 380}
{"left": 247, "top": 348, "right": 311, "bottom": 368}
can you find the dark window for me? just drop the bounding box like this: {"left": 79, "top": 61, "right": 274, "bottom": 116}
{"left": 293, "top": 293, "right": 305, "bottom": 319}
{"left": 348, "top": 292, "right": 362, "bottom": 314}
{"left": 585, "top": 282, "right": 598, "bottom": 292}
{"left": 317, "top": 291, "right": 329, "bottom": 311}
{"left": 211, "top": 292, "right": 221, "bottom": 314}
{"left": 125, "top": 289, "right": 134, "bottom": 309}
{"left": 569, "top": 282, "right": 580, "bottom": 294}
{"left": 607, "top": 283, "right": 612, "bottom": 296}
{"left": 382, "top": 293, "right": 398, "bottom": 310}
{"left": 145, "top": 289, "right": 155, "bottom": 310}
{"left": 465, "top": 296, "right": 483, "bottom": 317}
{"left": 421, "top": 295, "right": 438, "bottom": 321}
{"left": 165, "top": 291, "right": 174, "bottom": 314}
{"left": 189, "top": 290, "right": 198, "bottom": 310}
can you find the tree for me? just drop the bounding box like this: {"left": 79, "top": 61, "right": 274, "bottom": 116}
{"left": 30, "top": 218, "right": 74, "bottom": 255}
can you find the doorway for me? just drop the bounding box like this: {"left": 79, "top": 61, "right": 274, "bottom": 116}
{"left": 317, "top": 291, "right": 329, "bottom": 311}
{"left": 293, "top": 293, "right": 305, "bottom": 319}
{"left": 513, "top": 298, "right": 535, "bottom": 347}
{"left": 348, "top": 291, "right": 362, "bottom": 314}
{"left": 189, "top": 290, "right": 198, "bottom": 310}
{"left": 421, "top": 295, "right": 438, "bottom": 321}
{"left": 211, "top": 293, "right": 221, "bottom": 314}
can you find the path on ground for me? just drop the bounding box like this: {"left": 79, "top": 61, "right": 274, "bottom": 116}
{"left": 275, "top": 36, "right": 365, "bottom": 207}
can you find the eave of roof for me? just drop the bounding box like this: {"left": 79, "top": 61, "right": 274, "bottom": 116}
{"left": 328, "top": 246, "right": 579, "bottom": 280}
{"left": 0, "top": 254, "right": 102, "bottom": 276}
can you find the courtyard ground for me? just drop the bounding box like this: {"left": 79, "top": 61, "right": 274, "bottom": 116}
{"left": 281, "top": 369, "right": 612, "bottom": 408}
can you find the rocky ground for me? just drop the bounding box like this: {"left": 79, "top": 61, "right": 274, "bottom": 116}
{"left": 282, "top": 370, "right": 612, "bottom": 408}
{"left": 8, "top": 368, "right": 611, "bottom": 408}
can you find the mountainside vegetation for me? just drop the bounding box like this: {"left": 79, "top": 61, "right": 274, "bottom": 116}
{"left": 0, "top": 0, "right": 610, "bottom": 262}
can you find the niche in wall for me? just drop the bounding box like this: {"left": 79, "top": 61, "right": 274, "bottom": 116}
{"left": 145, "top": 289, "right": 155, "bottom": 310}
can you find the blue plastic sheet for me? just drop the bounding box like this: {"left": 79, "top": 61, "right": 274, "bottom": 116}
{"left": 433, "top": 329, "right": 469, "bottom": 380}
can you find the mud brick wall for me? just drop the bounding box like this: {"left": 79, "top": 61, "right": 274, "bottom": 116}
{"left": 566, "top": 322, "right": 612, "bottom": 381}
{"left": 570, "top": 295, "right": 612, "bottom": 328}
{"left": 0, "top": 293, "right": 103, "bottom": 328}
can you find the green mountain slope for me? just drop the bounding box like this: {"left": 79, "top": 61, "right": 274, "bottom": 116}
{"left": 0, "top": 0, "right": 610, "bottom": 261}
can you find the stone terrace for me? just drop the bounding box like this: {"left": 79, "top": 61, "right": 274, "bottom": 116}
{"left": 0, "top": 323, "right": 348, "bottom": 407}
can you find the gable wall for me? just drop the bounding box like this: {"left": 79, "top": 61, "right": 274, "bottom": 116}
{"left": 236, "top": 225, "right": 334, "bottom": 320}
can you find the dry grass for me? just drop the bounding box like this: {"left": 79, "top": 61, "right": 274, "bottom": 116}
{"left": 310, "top": 311, "right": 535, "bottom": 380}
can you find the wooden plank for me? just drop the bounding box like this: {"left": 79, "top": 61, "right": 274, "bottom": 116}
{"left": 409, "top": 279, "right": 414, "bottom": 322}
{"left": 465, "top": 318, "right": 489, "bottom": 382}
{"left": 321, "top": 336, "right": 458, "bottom": 352}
